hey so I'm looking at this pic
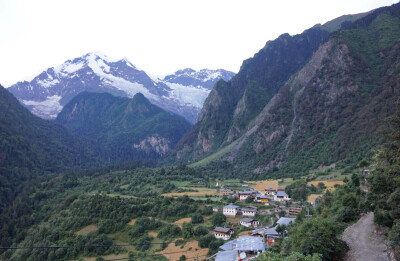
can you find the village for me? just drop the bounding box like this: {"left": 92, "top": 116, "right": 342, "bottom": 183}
{"left": 207, "top": 184, "right": 316, "bottom": 261}
{"left": 156, "top": 177, "right": 342, "bottom": 261}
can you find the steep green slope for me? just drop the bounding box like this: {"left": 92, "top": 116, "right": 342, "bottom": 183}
{"left": 56, "top": 92, "right": 191, "bottom": 161}
{"left": 0, "top": 85, "right": 98, "bottom": 172}
{"left": 177, "top": 3, "right": 400, "bottom": 177}
{"left": 0, "top": 85, "right": 100, "bottom": 212}
{"left": 176, "top": 26, "right": 330, "bottom": 160}
{"left": 238, "top": 4, "right": 400, "bottom": 176}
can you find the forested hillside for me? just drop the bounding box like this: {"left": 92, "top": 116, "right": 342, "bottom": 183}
{"left": 0, "top": 85, "right": 101, "bottom": 213}
{"left": 56, "top": 92, "right": 191, "bottom": 161}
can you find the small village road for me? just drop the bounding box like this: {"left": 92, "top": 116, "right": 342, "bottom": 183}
{"left": 342, "top": 212, "right": 390, "bottom": 261}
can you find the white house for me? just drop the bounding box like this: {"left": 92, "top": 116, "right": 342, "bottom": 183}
{"left": 237, "top": 191, "right": 256, "bottom": 201}
{"left": 264, "top": 187, "right": 277, "bottom": 196}
{"left": 241, "top": 206, "right": 258, "bottom": 217}
{"left": 240, "top": 218, "right": 260, "bottom": 228}
{"left": 213, "top": 227, "right": 234, "bottom": 240}
{"left": 223, "top": 203, "right": 239, "bottom": 216}
{"left": 273, "top": 191, "right": 290, "bottom": 202}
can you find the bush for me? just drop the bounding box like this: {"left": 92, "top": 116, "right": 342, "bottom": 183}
{"left": 198, "top": 234, "right": 215, "bottom": 248}
{"left": 194, "top": 226, "right": 208, "bottom": 237}
{"left": 211, "top": 212, "right": 226, "bottom": 226}
{"left": 191, "top": 213, "right": 204, "bottom": 224}
{"left": 157, "top": 225, "right": 182, "bottom": 240}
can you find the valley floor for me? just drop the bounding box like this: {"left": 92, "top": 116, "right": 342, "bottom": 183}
{"left": 342, "top": 212, "right": 390, "bottom": 261}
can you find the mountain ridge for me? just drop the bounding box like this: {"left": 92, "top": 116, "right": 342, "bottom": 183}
{"left": 175, "top": 4, "right": 400, "bottom": 177}
{"left": 55, "top": 91, "right": 191, "bottom": 160}
{"left": 7, "top": 52, "right": 234, "bottom": 123}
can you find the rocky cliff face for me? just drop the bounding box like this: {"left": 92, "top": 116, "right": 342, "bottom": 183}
{"left": 176, "top": 25, "right": 331, "bottom": 160}
{"left": 176, "top": 4, "right": 400, "bottom": 176}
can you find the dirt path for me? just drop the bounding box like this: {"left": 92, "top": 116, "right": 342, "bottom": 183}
{"left": 342, "top": 212, "right": 390, "bottom": 261}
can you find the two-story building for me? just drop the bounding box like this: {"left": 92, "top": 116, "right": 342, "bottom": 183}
{"left": 255, "top": 195, "right": 269, "bottom": 204}
{"left": 237, "top": 190, "right": 257, "bottom": 201}
{"left": 241, "top": 206, "right": 258, "bottom": 217}
{"left": 220, "top": 188, "right": 233, "bottom": 196}
{"left": 264, "top": 187, "right": 277, "bottom": 196}
{"left": 223, "top": 203, "right": 240, "bottom": 216}
{"left": 273, "top": 191, "right": 290, "bottom": 202}
{"left": 213, "top": 227, "right": 234, "bottom": 240}
{"left": 240, "top": 218, "right": 260, "bottom": 228}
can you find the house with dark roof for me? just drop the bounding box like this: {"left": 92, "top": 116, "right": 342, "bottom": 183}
{"left": 241, "top": 206, "right": 258, "bottom": 217}
{"left": 220, "top": 188, "right": 233, "bottom": 196}
{"left": 240, "top": 218, "right": 260, "bottom": 228}
{"left": 264, "top": 187, "right": 277, "bottom": 196}
{"left": 237, "top": 190, "right": 257, "bottom": 201}
{"left": 213, "top": 227, "right": 234, "bottom": 240}
{"left": 255, "top": 195, "right": 269, "bottom": 204}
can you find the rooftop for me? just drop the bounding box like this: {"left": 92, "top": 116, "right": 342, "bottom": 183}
{"left": 275, "top": 191, "right": 288, "bottom": 197}
{"left": 276, "top": 217, "right": 296, "bottom": 226}
{"left": 220, "top": 235, "right": 265, "bottom": 252}
{"left": 241, "top": 218, "right": 257, "bottom": 223}
{"left": 238, "top": 190, "right": 255, "bottom": 195}
{"left": 242, "top": 207, "right": 257, "bottom": 212}
{"left": 215, "top": 250, "right": 238, "bottom": 261}
{"left": 224, "top": 203, "right": 239, "bottom": 209}
{"left": 214, "top": 227, "right": 232, "bottom": 233}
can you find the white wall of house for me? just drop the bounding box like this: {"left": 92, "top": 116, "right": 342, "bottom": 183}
{"left": 239, "top": 195, "right": 251, "bottom": 201}
{"left": 273, "top": 195, "right": 289, "bottom": 202}
{"left": 240, "top": 221, "right": 252, "bottom": 227}
{"left": 223, "top": 207, "right": 238, "bottom": 216}
{"left": 242, "top": 210, "right": 256, "bottom": 217}
{"left": 214, "top": 232, "right": 231, "bottom": 240}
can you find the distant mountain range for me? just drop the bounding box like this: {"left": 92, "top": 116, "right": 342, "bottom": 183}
{"left": 7, "top": 52, "right": 234, "bottom": 123}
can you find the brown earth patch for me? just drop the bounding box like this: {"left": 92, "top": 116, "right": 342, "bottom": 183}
{"left": 162, "top": 187, "right": 217, "bottom": 197}
{"left": 75, "top": 225, "right": 98, "bottom": 236}
{"left": 156, "top": 240, "right": 208, "bottom": 260}
{"left": 128, "top": 218, "right": 136, "bottom": 226}
{"left": 148, "top": 231, "right": 158, "bottom": 237}
{"left": 173, "top": 217, "right": 192, "bottom": 228}
{"left": 309, "top": 180, "right": 344, "bottom": 191}
{"left": 246, "top": 180, "right": 281, "bottom": 191}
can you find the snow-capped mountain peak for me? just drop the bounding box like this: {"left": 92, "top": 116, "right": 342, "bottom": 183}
{"left": 8, "top": 52, "right": 235, "bottom": 123}
{"left": 163, "top": 68, "right": 234, "bottom": 89}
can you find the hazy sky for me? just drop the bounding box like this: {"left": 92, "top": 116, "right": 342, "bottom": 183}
{"left": 0, "top": 0, "right": 398, "bottom": 86}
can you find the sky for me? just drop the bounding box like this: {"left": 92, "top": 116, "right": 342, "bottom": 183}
{"left": 0, "top": 0, "right": 398, "bottom": 87}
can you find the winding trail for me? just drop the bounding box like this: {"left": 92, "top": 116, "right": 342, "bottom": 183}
{"left": 342, "top": 212, "right": 390, "bottom": 261}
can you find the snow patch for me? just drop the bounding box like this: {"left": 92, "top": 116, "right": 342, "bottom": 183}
{"left": 36, "top": 78, "right": 60, "bottom": 88}
{"left": 54, "top": 61, "right": 85, "bottom": 76}
{"left": 202, "top": 70, "right": 222, "bottom": 82}
{"left": 21, "top": 95, "right": 63, "bottom": 119}
{"left": 148, "top": 73, "right": 163, "bottom": 83}
{"left": 164, "top": 82, "right": 210, "bottom": 108}
{"left": 89, "top": 51, "right": 119, "bottom": 63}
